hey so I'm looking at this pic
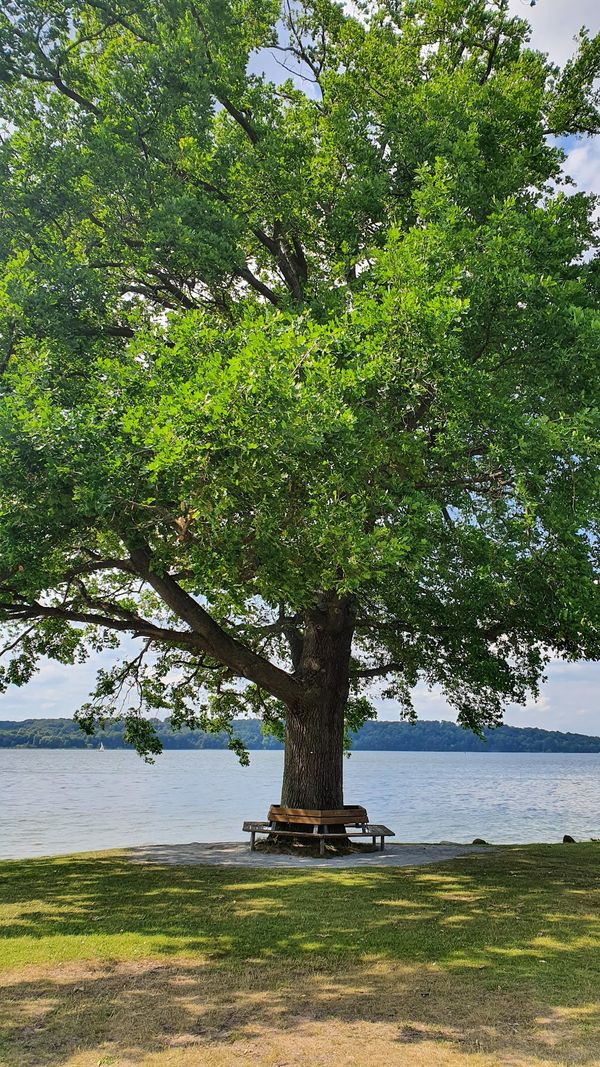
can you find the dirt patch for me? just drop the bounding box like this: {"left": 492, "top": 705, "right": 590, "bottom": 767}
{"left": 252, "top": 837, "right": 376, "bottom": 858}
{"left": 1, "top": 957, "right": 598, "bottom": 1067}
{"left": 125, "top": 840, "right": 489, "bottom": 867}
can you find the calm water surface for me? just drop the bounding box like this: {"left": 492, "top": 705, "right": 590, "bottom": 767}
{"left": 1, "top": 749, "right": 600, "bottom": 859}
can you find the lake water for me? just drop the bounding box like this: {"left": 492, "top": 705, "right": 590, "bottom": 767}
{"left": 1, "top": 749, "right": 600, "bottom": 859}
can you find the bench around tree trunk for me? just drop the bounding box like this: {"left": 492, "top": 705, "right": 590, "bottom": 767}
{"left": 242, "top": 805, "right": 395, "bottom": 856}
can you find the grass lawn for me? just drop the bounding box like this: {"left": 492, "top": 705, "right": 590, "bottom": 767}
{"left": 0, "top": 845, "right": 599, "bottom": 1066}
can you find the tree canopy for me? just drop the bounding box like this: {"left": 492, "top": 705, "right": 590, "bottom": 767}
{"left": 0, "top": 0, "right": 599, "bottom": 764}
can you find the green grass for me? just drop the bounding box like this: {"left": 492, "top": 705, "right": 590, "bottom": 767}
{"left": 1, "top": 844, "right": 600, "bottom": 1065}
{"left": 1, "top": 844, "right": 600, "bottom": 981}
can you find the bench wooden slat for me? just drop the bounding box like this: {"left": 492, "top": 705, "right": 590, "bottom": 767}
{"left": 243, "top": 821, "right": 394, "bottom": 837}
{"left": 268, "top": 805, "right": 368, "bottom": 818}
{"left": 249, "top": 828, "right": 393, "bottom": 839}
{"left": 243, "top": 819, "right": 395, "bottom": 854}
{"left": 267, "top": 814, "right": 366, "bottom": 826}
{"left": 268, "top": 804, "right": 368, "bottom": 826}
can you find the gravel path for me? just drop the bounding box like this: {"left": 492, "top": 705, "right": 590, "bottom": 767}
{"left": 126, "top": 841, "right": 490, "bottom": 868}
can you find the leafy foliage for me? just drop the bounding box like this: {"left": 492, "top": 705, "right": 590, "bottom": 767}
{"left": 0, "top": 0, "right": 598, "bottom": 757}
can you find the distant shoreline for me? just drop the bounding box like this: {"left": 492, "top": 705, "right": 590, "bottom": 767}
{"left": 2, "top": 717, "right": 600, "bottom": 753}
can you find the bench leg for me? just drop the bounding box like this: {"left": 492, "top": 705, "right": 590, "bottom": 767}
{"left": 250, "top": 831, "right": 256, "bottom": 851}
{"left": 380, "top": 836, "right": 385, "bottom": 852}
{"left": 320, "top": 837, "right": 325, "bottom": 857}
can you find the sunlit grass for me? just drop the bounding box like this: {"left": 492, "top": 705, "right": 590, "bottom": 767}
{"left": 0, "top": 845, "right": 599, "bottom": 975}
{"left": 1, "top": 844, "right": 600, "bottom": 1065}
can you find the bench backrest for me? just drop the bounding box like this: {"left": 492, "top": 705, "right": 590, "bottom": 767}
{"left": 268, "top": 804, "right": 368, "bottom": 826}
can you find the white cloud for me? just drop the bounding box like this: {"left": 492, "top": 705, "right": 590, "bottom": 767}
{"left": 509, "top": 0, "right": 599, "bottom": 67}
{"left": 565, "top": 142, "right": 600, "bottom": 194}
{"left": 523, "top": 694, "right": 551, "bottom": 712}
{"left": 0, "top": 645, "right": 130, "bottom": 721}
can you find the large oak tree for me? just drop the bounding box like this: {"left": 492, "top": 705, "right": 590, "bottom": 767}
{"left": 0, "top": 0, "right": 599, "bottom": 808}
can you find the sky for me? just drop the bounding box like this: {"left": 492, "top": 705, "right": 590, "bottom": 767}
{"left": 2, "top": 1, "right": 600, "bottom": 732}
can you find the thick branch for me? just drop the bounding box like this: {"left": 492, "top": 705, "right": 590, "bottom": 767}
{"left": 254, "top": 223, "right": 304, "bottom": 301}
{"left": 11, "top": 26, "right": 103, "bottom": 117}
{"left": 217, "top": 96, "right": 259, "bottom": 145}
{"left": 148, "top": 270, "right": 199, "bottom": 310}
{"left": 65, "top": 558, "right": 137, "bottom": 579}
{"left": 235, "top": 265, "right": 281, "bottom": 306}
{"left": 352, "top": 661, "right": 404, "bottom": 679}
{"left": 0, "top": 600, "right": 197, "bottom": 647}
{"left": 271, "top": 603, "right": 304, "bottom": 670}
{"left": 50, "top": 71, "right": 102, "bottom": 116}
{"left": 72, "top": 321, "right": 137, "bottom": 341}
{"left": 0, "top": 559, "right": 303, "bottom": 704}
{"left": 479, "top": 31, "right": 500, "bottom": 85}
{"left": 128, "top": 547, "right": 302, "bottom": 704}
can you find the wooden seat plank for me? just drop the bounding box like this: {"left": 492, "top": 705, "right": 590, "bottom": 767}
{"left": 269, "top": 805, "right": 367, "bottom": 813}
{"left": 254, "top": 829, "right": 393, "bottom": 839}
{"left": 243, "top": 817, "right": 395, "bottom": 854}
{"left": 268, "top": 805, "right": 368, "bottom": 826}
{"left": 268, "top": 815, "right": 366, "bottom": 826}
{"left": 269, "top": 806, "right": 368, "bottom": 817}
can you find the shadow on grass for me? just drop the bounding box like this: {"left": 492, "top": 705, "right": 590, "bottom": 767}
{"left": 0, "top": 845, "right": 599, "bottom": 1064}
{"left": 2, "top": 955, "right": 599, "bottom": 1066}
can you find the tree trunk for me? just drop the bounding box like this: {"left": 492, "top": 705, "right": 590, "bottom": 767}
{"left": 280, "top": 595, "right": 355, "bottom": 810}
{"left": 281, "top": 695, "right": 346, "bottom": 809}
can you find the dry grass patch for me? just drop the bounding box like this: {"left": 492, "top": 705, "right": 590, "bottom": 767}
{"left": 1, "top": 956, "right": 599, "bottom": 1067}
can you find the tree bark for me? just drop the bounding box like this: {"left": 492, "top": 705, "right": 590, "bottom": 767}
{"left": 280, "top": 595, "right": 355, "bottom": 810}
{"left": 281, "top": 696, "right": 346, "bottom": 809}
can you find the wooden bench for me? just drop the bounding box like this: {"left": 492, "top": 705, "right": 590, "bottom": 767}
{"left": 242, "top": 804, "right": 395, "bottom": 856}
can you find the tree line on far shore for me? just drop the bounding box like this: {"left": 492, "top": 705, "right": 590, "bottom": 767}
{"left": 1, "top": 718, "right": 600, "bottom": 753}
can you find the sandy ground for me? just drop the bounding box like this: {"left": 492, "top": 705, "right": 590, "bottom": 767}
{"left": 126, "top": 840, "right": 490, "bottom": 867}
